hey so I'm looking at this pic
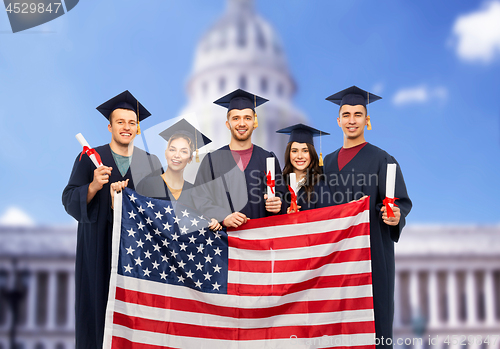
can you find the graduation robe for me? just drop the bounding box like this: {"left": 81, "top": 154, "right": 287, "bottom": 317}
{"left": 136, "top": 175, "right": 195, "bottom": 209}
{"left": 323, "top": 143, "right": 412, "bottom": 348}
{"left": 283, "top": 179, "right": 332, "bottom": 211}
{"left": 62, "top": 144, "right": 162, "bottom": 349}
{"left": 193, "top": 145, "right": 286, "bottom": 221}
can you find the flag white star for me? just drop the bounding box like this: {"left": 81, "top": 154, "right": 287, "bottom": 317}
{"left": 206, "top": 237, "right": 214, "bottom": 246}
{"left": 177, "top": 275, "right": 185, "bottom": 283}
{"left": 134, "top": 256, "right": 143, "bottom": 266}
{"left": 147, "top": 201, "right": 155, "bottom": 209}
{"left": 145, "top": 217, "right": 153, "bottom": 225}
{"left": 169, "top": 265, "right": 177, "bottom": 272}
{"left": 127, "top": 228, "right": 136, "bottom": 237}
{"left": 196, "top": 244, "right": 204, "bottom": 253}
{"left": 190, "top": 218, "right": 199, "bottom": 226}
{"left": 155, "top": 211, "right": 163, "bottom": 220}
{"left": 188, "top": 235, "right": 197, "bottom": 244}
{"left": 212, "top": 281, "right": 221, "bottom": 291}
{"left": 213, "top": 247, "right": 222, "bottom": 256}
{"left": 185, "top": 270, "right": 194, "bottom": 279}
{"left": 128, "top": 211, "right": 137, "bottom": 219}
{"left": 126, "top": 246, "right": 135, "bottom": 255}
{"left": 144, "top": 250, "right": 152, "bottom": 259}
{"left": 152, "top": 261, "right": 160, "bottom": 269}
{"left": 137, "top": 205, "right": 145, "bottom": 214}
{"left": 194, "top": 279, "right": 203, "bottom": 288}
{"left": 145, "top": 232, "right": 153, "bottom": 241}
{"left": 204, "top": 254, "right": 213, "bottom": 264}
{"left": 178, "top": 260, "right": 186, "bottom": 269}
{"left": 198, "top": 227, "right": 206, "bottom": 236}
{"left": 195, "top": 262, "right": 203, "bottom": 271}
{"left": 171, "top": 232, "right": 179, "bottom": 241}
{"left": 174, "top": 216, "right": 181, "bottom": 224}
{"left": 162, "top": 239, "right": 169, "bottom": 247}
{"left": 161, "top": 254, "right": 168, "bottom": 263}
{"left": 214, "top": 231, "right": 222, "bottom": 239}
{"left": 198, "top": 215, "right": 206, "bottom": 220}
{"left": 182, "top": 209, "right": 189, "bottom": 217}
{"left": 180, "top": 225, "right": 188, "bottom": 235}
{"left": 153, "top": 243, "right": 161, "bottom": 252}
{"left": 160, "top": 271, "right": 167, "bottom": 280}
{"left": 163, "top": 222, "right": 171, "bottom": 231}
{"left": 154, "top": 228, "right": 162, "bottom": 236}
{"left": 170, "top": 250, "right": 178, "bottom": 258}
{"left": 179, "top": 243, "right": 187, "bottom": 251}
{"left": 137, "top": 221, "right": 145, "bottom": 230}
{"left": 143, "top": 268, "right": 151, "bottom": 277}
{"left": 128, "top": 194, "right": 137, "bottom": 202}
{"left": 136, "top": 239, "right": 144, "bottom": 248}
{"left": 187, "top": 252, "right": 195, "bottom": 261}
{"left": 164, "top": 206, "right": 173, "bottom": 214}
{"left": 203, "top": 271, "right": 212, "bottom": 280}
{"left": 213, "top": 264, "right": 222, "bottom": 273}
{"left": 124, "top": 264, "right": 132, "bottom": 273}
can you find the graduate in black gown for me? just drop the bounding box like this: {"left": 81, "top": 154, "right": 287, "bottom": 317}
{"left": 62, "top": 91, "right": 162, "bottom": 349}
{"left": 323, "top": 86, "right": 412, "bottom": 348}
{"left": 134, "top": 118, "right": 221, "bottom": 230}
{"left": 276, "top": 124, "right": 332, "bottom": 212}
{"left": 194, "top": 89, "right": 286, "bottom": 228}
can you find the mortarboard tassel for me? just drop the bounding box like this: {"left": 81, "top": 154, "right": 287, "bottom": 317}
{"left": 367, "top": 117, "right": 372, "bottom": 130}
{"left": 366, "top": 92, "right": 371, "bottom": 130}
{"left": 195, "top": 127, "right": 200, "bottom": 162}
{"left": 319, "top": 152, "right": 324, "bottom": 166}
{"left": 253, "top": 95, "right": 259, "bottom": 128}
{"left": 136, "top": 101, "right": 141, "bottom": 135}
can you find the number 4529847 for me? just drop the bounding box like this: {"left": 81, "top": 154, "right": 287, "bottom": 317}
{"left": 5, "top": 3, "right": 62, "bottom": 14}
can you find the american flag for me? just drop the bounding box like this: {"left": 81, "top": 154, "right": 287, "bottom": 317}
{"left": 103, "top": 188, "right": 375, "bottom": 349}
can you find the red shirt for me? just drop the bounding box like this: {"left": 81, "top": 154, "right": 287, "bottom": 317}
{"left": 338, "top": 142, "right": 367, "bottom": 171}
{"left": 231, "top": 145, "right": 254, "bottom": 171}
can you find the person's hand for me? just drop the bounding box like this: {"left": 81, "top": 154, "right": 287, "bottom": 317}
{"left": 110, "top": 179, "right": 129, "bottom": 209}
{"left": 208, "top": 218, "right": 222, "bottom": 231}
{"left": 89, "top": 166, "right": 112, "bottom": 192}
{"left": 264, "top": 194, "right": 282, "bottom": 213}
{"left": 287, "top": 205, "right": 301, "bottom": 214}
{"left": 381, "top": 205, "right": 400, "bottom": 226}
{"left": 223, "top": 212, "right": 248, "bottom": 228}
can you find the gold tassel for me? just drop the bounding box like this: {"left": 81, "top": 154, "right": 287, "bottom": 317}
{"left": 367, "top": 117, "right": 372, "bottom": 130}
{"left": 254, "top": 113, "right": 259, "bottom": 128}
{"left": 319, "top": 152, "right": 324, "bottom": 166}
{"left": 137, "top": 120, "right": 141, "bottom": 135}
{"left": 196, "top": 149, "right": 200, "bottom": 162}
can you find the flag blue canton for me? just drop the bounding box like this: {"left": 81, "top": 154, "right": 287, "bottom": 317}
{"left": 118, "top": 188, "right": 228, "bottom": 294}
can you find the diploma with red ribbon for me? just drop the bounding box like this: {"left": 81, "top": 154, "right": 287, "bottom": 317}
{"left": 76, "top": 133, "right": 103, "bottom": 168}
{"left": 384, "top": 163, "right": 397, "bottom": 218}
{"left": 287, "top": 172, "right": 298, "bottom": 213}
{"left": 266, "top": 157, "right": 275, "bottom": 198}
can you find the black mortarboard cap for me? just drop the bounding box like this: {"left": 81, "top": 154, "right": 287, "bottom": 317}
{"left": 276, "top": 123, "right": 329, "bottom": 146}
{"left": 158, "top": 119, "right": 211, "bottom": 149}
{"left": 96, "top": 90, "right": 151, "bottom": 121}
{"left": 213, "top": 89, "right": 268, "bottom": 111}
{"left": 325, "top": 86, "right": 382, "bottom": 107}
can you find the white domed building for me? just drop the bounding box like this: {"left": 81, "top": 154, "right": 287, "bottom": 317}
{"left": 179, "top": 0, "right": 307, "bottom": 160}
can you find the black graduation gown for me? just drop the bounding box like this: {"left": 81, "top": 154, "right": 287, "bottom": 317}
{"left": 283, "top": 179, "right": 332, "bottom": 211}
{"left": 323, "top": 143, "right": 412, "bottom": 348}
{"left": 193, "top": 144, "right": 286, "bottom": 221}
{"left": 136, "top": 175, "right": 195, "bottom": 209}
{"left": 62, "top": 144, "right": 162, "bottom": 349}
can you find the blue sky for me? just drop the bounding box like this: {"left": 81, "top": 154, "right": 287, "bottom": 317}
{"left": 0, "top": 0, "right": 499, "bottom": 225}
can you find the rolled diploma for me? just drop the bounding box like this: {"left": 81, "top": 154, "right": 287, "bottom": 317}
{"left": 289, "top": 173, "right": 297, "bottom": 195}
{"left": 385, "top": 163, "right": 397, "bottom": 207}
{"left": 266, "top": 157, "right": 275, "bottom": 198}
{"left": 76, "top": 133, "right": 102, "bottom": 168}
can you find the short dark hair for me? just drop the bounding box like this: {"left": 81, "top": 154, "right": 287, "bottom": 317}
{"left": 109, "top": 108, "right": 138, "bottom": 125}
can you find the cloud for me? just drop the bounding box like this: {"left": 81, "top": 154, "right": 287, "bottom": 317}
{"left": 450, "top": 1, "right": 500, "bottom": 63}
{"left": 0, "top": 206, "right": 35, "bottom": 227}
{"left": 372, "top": 82, "right": 384, "bottom": 96}
{"left": 392, "top": 85, "right": 448, "bottom": 106}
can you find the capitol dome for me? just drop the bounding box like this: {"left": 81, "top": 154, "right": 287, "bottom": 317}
{"left": 179, "top": 0, "right": 307, "bottom": 163}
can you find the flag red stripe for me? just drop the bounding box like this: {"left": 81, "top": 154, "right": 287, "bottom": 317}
{"left": 112, "top": 336, "right": 176, "bottom": 349}
{"left": 113, "top": 311, "right": 375, "bottom": 340}
{"left": 229, "top": 247, "right": 371, "bottom": 273}
{"left": 227, "top": 273, "right": 373, "bottom": 296}
{"left": 229, "top": 223, "right": 369, "bottom": 251}
{"left": 116, "top": 287, "right": 374, "bottom": 318}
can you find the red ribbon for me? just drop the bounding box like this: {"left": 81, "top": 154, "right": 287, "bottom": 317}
{"left": 383, "top": 197, "right": 398, "bottom": 218}
{"left": 266, "top": 171, "right": 275, "bottom": 194}
{"left": 79, "top": 146, "right": 103, "bottom": 166}
{"left": 288, "top": 185, "right": 298, "bottom": 213}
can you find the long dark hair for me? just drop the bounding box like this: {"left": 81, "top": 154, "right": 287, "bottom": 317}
{"left": 282, "top": 142, "right": 323, "bottom": 202}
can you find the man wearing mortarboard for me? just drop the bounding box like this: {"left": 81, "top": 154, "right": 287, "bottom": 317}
{"left": 323, "top": 86, "right": 412, "bottom": 348}
{"left": 62, "top": 90, "right": 162, "bottom": 349}
{"left": 193, "top": 89, "right": 286, "bottom": 227}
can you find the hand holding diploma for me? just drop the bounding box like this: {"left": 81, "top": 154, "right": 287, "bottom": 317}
{"left": 287, "top": 173, "right": 300, "bottom": 213}
{"left": 382, "top": 163, "right": 400, "bottom": 225}
{"left": 76, "top": 133, "right": 103, "bottom": 168}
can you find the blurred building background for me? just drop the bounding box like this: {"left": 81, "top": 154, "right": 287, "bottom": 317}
{"left": 1, "top": 0, "right": 499, "bottom": 348}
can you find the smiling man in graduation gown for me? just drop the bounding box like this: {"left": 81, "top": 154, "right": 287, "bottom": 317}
{"left": 62, "top": 90, "right": 162, "bottom": 349}
{"left": 194, "top": 89, "right": 285, "bottom": 228}
{"left": 323, "top": 86, "right": 412, "bottom": 348}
